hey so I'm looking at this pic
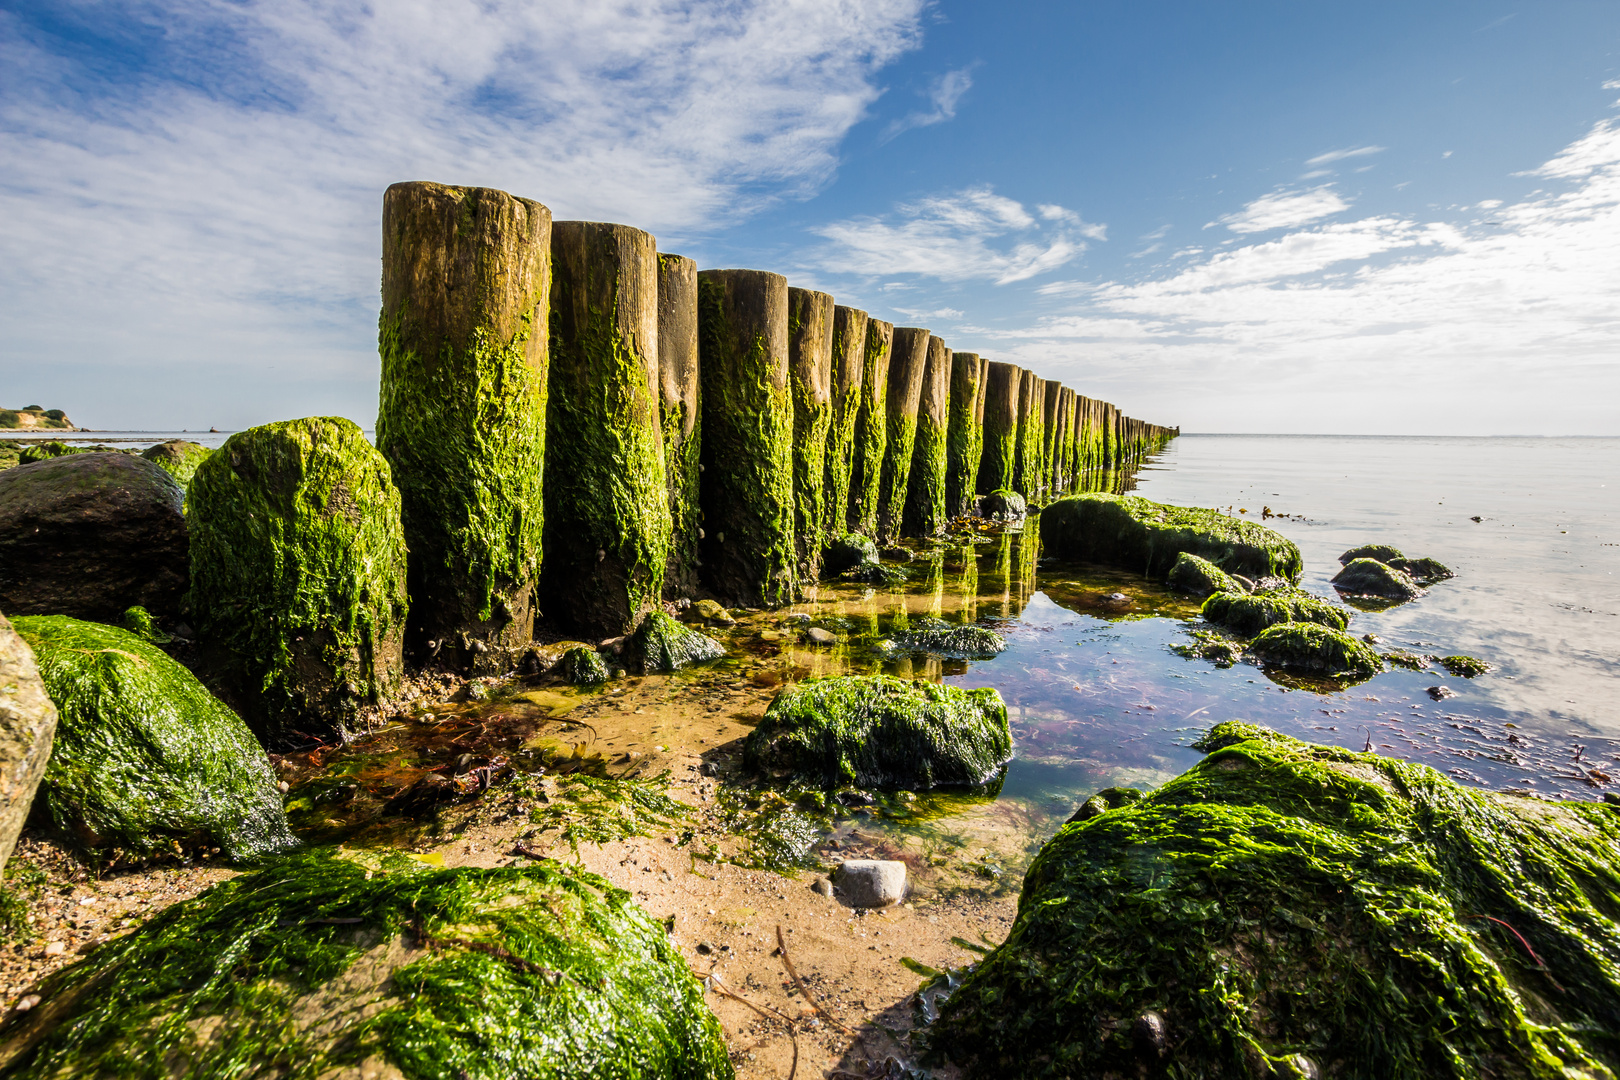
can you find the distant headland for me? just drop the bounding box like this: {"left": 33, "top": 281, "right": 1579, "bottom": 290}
{"left": 0, "top": 406, "right": 75, "bottom": 431}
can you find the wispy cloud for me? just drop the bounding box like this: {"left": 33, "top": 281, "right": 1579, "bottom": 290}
{"left": 1211, "top": 185, "right": 1352, "bottom": 233}
{"left": 809, "top": 187, "right": 1102, "bottom": 285}
{"left": 1305, "top": 145, "right": 1386, "bottom": 168}
{"left": 881, "top": 64, "right": 978, "bottom": 142}
{"left": 0, "top": 0, "right": 926, "bottom": 426}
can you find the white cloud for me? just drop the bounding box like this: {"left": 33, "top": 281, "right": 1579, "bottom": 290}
{"left": 0, "top": 0, "right": 926, "bottom": 426}
{"left": 882, "top": 64, "right": 977, "bottom": 141}
{"left": 1304, "top": 145, "right": 1386, "bottom": 168}
{"left": 1211, "top": 185, "right": 1351, "bottom": 233}
{"left": 809, "top": 187, "right": 1100, "bottom": 285}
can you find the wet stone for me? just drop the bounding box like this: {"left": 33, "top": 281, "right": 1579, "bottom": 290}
{"left": 833, "top": 859, "right": 906, "bottom": 908}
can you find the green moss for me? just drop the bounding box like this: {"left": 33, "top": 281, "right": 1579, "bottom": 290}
{"left": 1249, "top": 622, "right": 1382, "bottom": 678}
{"left": 13, "top": 615, "right": 295, "bottom": 861}
{"left": 16, "top": 441, "right": 125, "bottom": 465}
{"left": 980, "top": 489, "right": 1026, "bottom": 522}
{"left": 1339, "top": 543, "right": 1404, "bottom": 564}
{"left": 188, "top": 417, "right": 408, "bottom": 740}
{"left": 1012, "top": 375, "right": 1045, "bottom": 502}
{"left": 120, "top": 606, "right": 171, "bottom": 645}
{"left": 848, "top": 321, "right": 892, "bottom": 536}
{"left": 558, "top": 645, "right": 609, "bottom": 685}
{"left": 517, "top": 771, "right": 690, "bottom": 854}
{"left": 1383, "top": 648, "right": 1430, "bottom": 670}
{"left": 892, "top": 625, "right": 1006, "bottom": 658}
{"left": 904, "top": 411, "right": 948, "bottom": 536}
{"left": 743, "top": 675, "right": 1009, "bottom": 791}
{"left": 1202, "top": 588, "right": 1351, "bottom": 636}
{"left": 0, "top": 859, "right": 46, "bottom": 941}
{"left": 822, "top": 311, "right": 868, "bottom": 543}
{"left": 696, "top": 272, "right": 798, "bottom": 608}
{"left": 1171, "top": 627, "right": 1244, "bottom": 667}
{"left": 1332, "top": 556, "right": 1422, "bottom": 600}
{"left": 623, "top": 612, "right": 725, "bottom": 674}
{"left": 945, "top": 355, "right": 985, "bottom": 517}
{"left": 1040, "top": 493, "right": 1304, "bottom": 582}
{"left": 139, "top": 440, "right": 212, "bottom": 492}
{"left": 1439, "top": 654, "right": 1490, "bottom": 678}
{"left": 823, "top": 533, "right": 879, "bottom": 576}
{"left": 787, "top": 292, "right": 833, "bottom": 581}
{"left": 9, "top": 847, "right": 731, "bottom": 1079}
{"left": 1166, "top": 551, "right": 1245, "bottom": 598}
{"left": 935, "top": 722, "right": 1620, "bottom": 1078}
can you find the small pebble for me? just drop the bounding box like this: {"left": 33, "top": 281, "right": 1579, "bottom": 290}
{"left": 42, "top": 941, "right": 64, "bottom": 956}
{"left": 14, "top": 994, "right": 40, "bottom": 1013}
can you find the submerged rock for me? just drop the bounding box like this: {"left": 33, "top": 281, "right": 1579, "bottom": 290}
{"left": 0, "top": 453, "right": 189, "bottom": 622}
{"left": 933, "top": 722, "right": 1620, "bottom": 1078}
{"left": 5, "top": 848, "right": 731, "bottom": 1079}
{"left": 1338, "top": 543, "right": 1404, "bottom": 565}
{"left": 1201, "top": 588, "right": 1350, "bottom": 637}
{"left": 893, "top": 625, "right": 1007, "bottom": 658}
{"left": 743, "top": 674, "right": 1009, "bottom": 790}
{"left": 1393, "top": 555, "right": 1455, "bottom": 584}
{"left": 14, "top": 616, "right": 295, "bottom": 861}
{"left": 1438, "top": 654, "right": 1490, "bottom": 678}
{"left": 623, "top": 612, "right": 725, "bottom": 674}
{"left": 979, "top": 488, "right": 1027, "bottom": 523}
{"left": 1041, "top": 493, "right": 1303, "bottom": 582}
{"left": 1249, "top": 623, "right": 1383, "bottom": 679}
{"left": 822, "top": 533, "right": 879, "bottom": 576}
{"left": 1165, "top": 551, "right": 1245, "bottom": 598}
{"left": 189, "top": 417, "right": 409, "bottom": 742}
{"left": 1332, "top": 556, "right": 1423, "bottom": 601}
{"left": 139, "top": 439, "right": 212, "bottom": 491}
{"left": 0, "top": 612, "right": 57, "bottom": 872}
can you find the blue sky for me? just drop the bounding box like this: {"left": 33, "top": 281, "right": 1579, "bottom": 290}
{"left": 3, "top": 0, "right": 1618, "bottom": 434}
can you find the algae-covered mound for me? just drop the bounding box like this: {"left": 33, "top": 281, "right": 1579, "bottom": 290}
{"left": 1202, "top": 588, "right": 1350, "bottom": 636}
{"left": 138, "top": 439, "right": 212, "bottom": 491}
{"left": 1332, "top": 556, "right": 1422, "bottom": 600}
{"left": 823, "top": 533, "right": 880, "bottom": 576}
{"left": 893, "top": 625, "right": 1007, "bottom": 658}
{"left": 744, "top": 675, "right": 1009, "bottom": 790}
{"left": 559, "top": 643, "right": 609, "bottom": 685}
{"left": 1394, "top": 555, "right": 1456, "bottom": 584}
{"left": 623, "top": 611, "right": 725, "bottom": 674}
{"left": 1339, "top": 543, "right": 1403, "bottom": 565}
{"left": 1249, "top": 622, "right": 1382, "bottom": 679}
{"left": 1041, "top": 493, "right": 1302, "bottom": 582}
{"left": 932, "top": 722, "right": 1620, "bottom": 1079}
{"left": 12, "top": 616, "right": 295, "bottom": 861}
{"left": 979, "top": 489, "right": 1027, "bottom": 522}
{"left": 4, "top": 848, "right": 732, "bottom": 1079}
{"left": 1439, "top": 654, "right": 1490, "bottom": 678}
{"left": 1165, "top": 551, "right": 1244, "bottom": 598}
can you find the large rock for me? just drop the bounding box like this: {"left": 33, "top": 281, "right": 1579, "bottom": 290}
{"left": 833, "top": 859, "right": 906, "bottom": 908}
{"left": 1040, "top": 493, "right": 1303, "bottom": 582}
{"left": 2, "top": 849, "right": 731, "bottom": 1079}
{"left": 893, "top": 624, "right": 1007, "bottom": 658}
{"left": 934, "top": 723, "right": 1620, "bottom": 1078}
{"left": 14, "top": 616, "right": 295, "bottom": 861}
{"left": 139, "top": 439, "right": 212, "bottom": 491}
{"left": 1249, "top": 622, "right": 1382, "bottom": 678}
{"left": 376, "top": 181, "right": 551, "bottom": 671}
{"left": 0, "top": 453, "right": 188, "bottom": 622}
{"left": 1166, "top": 551, "right": 1245, "bottom": 598}
{"left": 1202, "top": 588, "right": 1350, "bottom": 636}
{"left": 0, "top": 612, "right": 56, "bottom": 872}
{"left": 622, "top": 612, "right": 725, "bottom": 674}
{"left": 188, "top": 417, "right": 408, "bottom": 741}
{"left": 744, "top": 675, "right": 1009, "bottom": 790}
{"left": 1332, "top": 556, "right": 1423, "bottom": 600}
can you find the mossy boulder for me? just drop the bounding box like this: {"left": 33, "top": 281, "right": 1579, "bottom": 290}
{"left": 1439, "top": 654, "right": 1490, "bottom": 678}
{"left": 0, "top": 612, "right": 56, "bottom": 872}
{"left": 0, "top": 452, "right": 189, "bottom": 622}
{"left": 1166, "top": 551, "right": 1245, "bottom": 598}
{"left": 893, "top": 625, "right": 1007, "bottom": 658}
{"left": 933, "top": 722, "right": 1620, "bottom": 1078}
{"left": 1339, "top": 543, "right": 1403, "bottom": 565}
{"left": 1040, "top": 493, "right": 1303, "bottom": 582}
{"left": 188, "top": 417, "right": 408, "bottom": 741}
{"left": 1249, "top": 622, "right": 1382, "bottom": 678}
{"left": 559, "top": 644, "right": 609, "bottom": 685}
{"left": 1332, "top": 556, "right": 1422, "bottom": 600}
{"left": 623, "top": 612, "right": 725, "bottom": 674}
{"left": 980, "top": 489, "right": 1027, "bottom": 523}
{"left": 139, "top": 439, "right": 212, "bottom": 492}
{"left": 823, "top": 533, "right": 879, "bottom": 577}
{"left": 1202, "top": 588, "right": 1350, "bottom": 636}
{"left": 743, "top": 675, "right": 1009, "bottom": 790}
{"left": 3, "top": 848, "right": 731, "bottom": 1078}
{"left": 1394, "top": 555, "right": 1455, "bottom": 584}
{"left": 13, "top": 616, "right": 294, "bottom": 861}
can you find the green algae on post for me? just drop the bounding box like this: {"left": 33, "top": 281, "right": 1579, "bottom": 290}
{"left": 848, "top": 318, "right": 893, "bottom": 537}
{"left": 696, "top": 269, "right": 797, "bottom": 607}
{"left": 1040, "top": 492, "right": 1304, "bottom": 581}
{"left": 376, "top": 181, "right": 551, "bottom": 671}
{"left": 903, "top": 334, "right": 951, "bottom": 537}
{"left": 188, "top": 416, "right": 408, "bottom": 740}
{"left": 542, "top": 221, "right": 671, "bottom": 638}
{"left": 822, "top": 305, "right": 869, "bottom": 540}
{"left": 976, "top": 361, "right": 1021, "bottom": 496}
{"left": 933, "top": 721, "right": 1620, "bottom": 1078}
{"left": 788, "top": 287, "right": 835, "bottom": 582}
{"left": 945, "top": 351, "right": 987, "bottom": 517}
{"left": 744, "top": 674, "right": 1009, "bottom": 791}
{"left": 658, "top": 253, "right": 703, "bottom": 600}
{"left": 877, "top": 327, "right": 929, "bottom": 541}
{"left": 1012, "top": 370, "right": 1046, "bottom": 502}
{"left": 5, "top": 848, "right": 731, "bottom": 1079}
{"left": 14, "top": 615, "right": 295, "bottom": 861}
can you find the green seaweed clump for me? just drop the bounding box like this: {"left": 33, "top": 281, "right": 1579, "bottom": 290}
{"left": 1339, "top": 543, "right": 1404, "bottom": 565}
{"left": 188, "top": 417, "right": 408, "bottom": 740}
{"left": 743, "top": 675, "right": 1009, "bottom": 791}
{"left": 1249, "top": 622, "right": 1382, "bottom": 679}
{"left": 1382, "top": 648, "right": 1429, "bottom": 670}
{"left": 517, "top": 771, "right": 690, "bottom": 854}
{"left": 1172, "top": 627, "right": 1244, "bottom": 668}
{"left": 1395, "top": 555, "right": 1456, "bottom": 584}
{"left": 13, "top": 615, "right": 295, "bottom": 861}
{"left": 1165, "top": 551, "right": 1244, "bottom": 598}
{"left": 139, "top": 440, "right": 212, "bottom": 492}
{"left": 120, "top": 606, "right": 171, "bottom": 645}
{"left": 558, "top": 644, "right": 609, "bottom": 685}
{"left": 1439, "top": 654, "right": 1491, "bottom": 678}
{"left": 931, "top": 722, "right": 1620, "bottom": 1079}
{"left": 1201, "top": 588, "right": 1350, "bottom": 636}
{"left": 1041, "top": 493, "right": 1303, "bottom": 582}
{"left": 893, "top": 625, "right": 1007, "bottom": 658}
{"left": 5, "top": 847, "right": 731, "bottom": 1079}
{"left": 1332, "top": 556, "right": 1423, "bottom": 601}
{"left": 622, "top": 612, "right": 725, "bottom": 674}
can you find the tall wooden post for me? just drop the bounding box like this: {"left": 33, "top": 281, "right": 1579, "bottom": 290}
{"left": 658, "top": 253, "right": 701, "bottom": 599}
{"left": 848, "top": 319, "right": 894, "bottom": 537}
{"left": 877, "top": 327, "right": 930, "bottom": 540}
{"left": 788, "top": 288, "right": 835, "bottom": 581}
{"left": 823, "top": 306, "right": 869, "bottom": 541}
{"left": 904, "top": 335, "right": 951, "bottom": 536}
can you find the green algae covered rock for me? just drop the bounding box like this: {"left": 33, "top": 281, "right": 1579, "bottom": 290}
{"left": 1439, "top": 654, "right": 1490, "bottom": 677}
{"left": 980, "top": 488, "right": 1027, "bottom": 523}
{"left": 188, "top": 417, "right": 408, "bottom": 741}
{"left": 1395, "top": 555, "right": 1456, "bottom": 584}
{"left": 13, "top": 615, "right": 294, "bottom": 861}
{"left": 893, "top": 625, "right": 1006, "bottom": 658}
{"left": 1332, "top": 556, "right": 1422, "bottom": 600}
{"left": 5, "top": 848, "right": 731, "bottom": 1079}
{"left": 559, "top": 644, "right": 610, "bottom": 685}
{"left": 1339, "top": 543, "right": 1403, "bottom": 565}
{"left": 1166, "top": 551, "right": 1245, "bottom": 598}
{"left": 623, "top": 612, "right": 725, "bottom": 675}
{"left": 823, "top": 533, "right": 879, "bottom": 577}
{"left": 1202, "top": 588, "right": 1350, "bottom": 636}
{"left": 1040, "top": 492, "right": 1303, "bottom": 582}
{"left": 744, "top": 675, "right": 1009, "bottom": 791}
{"left": 139, "top": 439, "right": 212, "bottom": 492}
{"left": 1249, "top": 621, "right": 1382, "bottom": 678}
{"left": 933, "top": 722, "right": 1620, "bottom": 1079}
{"left": 0, "top": 612, "right": 56, "bottom": 873}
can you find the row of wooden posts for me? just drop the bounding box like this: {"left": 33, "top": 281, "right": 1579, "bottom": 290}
{"left": 374, "top": 182, "right": 1177, "bottom": 657}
